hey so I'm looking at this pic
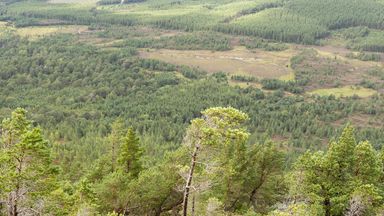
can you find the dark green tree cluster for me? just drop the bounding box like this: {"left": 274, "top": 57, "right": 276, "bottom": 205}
{"left": 261, "top": 79, "right": 304, "bottom": 94}
{"left": 97, "top": 0, "right": 146, "bottom": 6}
{"left": 239, "top": 38, "right": 288, "bottom": 51}
{"left": 114, "top": 32, "right": 231, "bottom": 51}
{"left": 289, "top": 126, "right": 384, "bottom": 215}
{"left": 231, "top": 75, "right": 258, "bottom": 83}
{"left": 4, "top": 2, "right": 138, "bottom": 27}
{"left": 216, "top": 8, "right": 329, "bottom": 44}
{"left": 286, "top": 0, "right": 384, "bottom": 30}
{"left": 0, "top": 109, "right": 75, "bottom": 215}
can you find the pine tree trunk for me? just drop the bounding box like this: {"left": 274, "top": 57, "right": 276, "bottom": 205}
{"left": 11, "top": 158, "right": 23, "bottom": 216}
{"left": 11, "top": 186, "right": 19, "bottom": 216}
{"left": 191, "top": 194, "right": 195, "bottom": 216}
{"left": 324, "top": 197, "right": 331, "bottom": 216}
{"left": 182, "top": 146, "right": 199, "bottom": 216}
{"left": 112, "top": 143, "right": 116, "bottom": 172}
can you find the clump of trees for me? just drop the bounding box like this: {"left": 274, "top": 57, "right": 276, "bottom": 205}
{"left": 286, "top": 0, "right": 384, "bottom": 30}
{"left": 346, "top": 52, "right": 381, "bottom": 62}
{"left": 216, "top": 8, "right": 329, "bottom": 44}
{"left": 97, "top": 0, "right": 146, "bottom": 5}
{"left": 0, "top": 109, "right": 72, "bottom": 215}
{"left": 114, "top": 32, "right": 232, "bottom": 51}
{"left": 288, "top": 126, "right": 384, "bottom": 215}
{"left": 2, "top": 108, "right": 384, "bottom": 215}
{"left": 239, "top": 37, "right": 288, "bottom": 51}
{"left": 261, "top": 79, "right": 304, "bottom": 94}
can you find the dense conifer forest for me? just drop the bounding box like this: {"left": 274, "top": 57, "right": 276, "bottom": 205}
{"left": 1, "top": 0, "right": 384, "bottom": 215}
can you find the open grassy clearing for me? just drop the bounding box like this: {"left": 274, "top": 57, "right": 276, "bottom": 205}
{"left": 0, "top": 21, "right": 9, "bottom": 33}
{"left": 279, "top": 71, "right": 295, "bottom": 81}
{"left": 313, "top": 47, "right": 383, "bottom": 66}
{"left": 308, "top": 86, "right": 377, "bottom": 98}
{"left": 15, "top": 25, "right": 89, "bottom": 38}
{"left": 139, "top": 46, "right": 297, "bottom": 79}
{"left": 292, "top": 47, "right": 384, "bottom": 92}
{"left": 16, "top": 26, "right": 60, "bottom": 37}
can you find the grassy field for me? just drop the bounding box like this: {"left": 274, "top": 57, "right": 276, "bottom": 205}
{"left": 139, "top": 46, "right": 297, "bottom": 79}
{"left": 15, "top": 25, "right": 88, "bottom": 38}
{"left": 309, "top": 86, "right": 377, "bottom": 98}
{"left": 279, "top": 71, "right": 295, "bottom": 81}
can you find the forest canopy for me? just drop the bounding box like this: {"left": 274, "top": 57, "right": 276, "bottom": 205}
{"left": 1, "top": 0, "right": 384, "bottom": 215}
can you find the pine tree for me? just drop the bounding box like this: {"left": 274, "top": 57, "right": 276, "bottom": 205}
{"left": 245, "top": 141, "right": 286, "bottom": 213}
{"left": 0, "top": 108, "right": 58, "bottom": 216}
{"left": 292, "top": 125, "right": 384, "bottom": 216}
{"left": 353, "top": 141, "right": 381, "bottom": 185}
{"left": 181, "top": 107, "right": 249, "bottom": 216}
{"left": 323, "top": 125, "right": 357, "bottom": 215}
{"left": 118, "top": 127, "right": 142, "bottom": 176}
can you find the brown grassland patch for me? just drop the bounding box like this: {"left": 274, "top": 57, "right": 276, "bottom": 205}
{"left": 293, "top": 47, "right": 384, "bottom": 91}
{"left": 139, "top": 46, "right": 297, "bottom": 79}
{"left": 332, "top": 113, "right": 384, "bottom": 129}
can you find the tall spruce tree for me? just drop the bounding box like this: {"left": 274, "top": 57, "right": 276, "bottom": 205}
{"left": 118, "top": 127, "right": 142, "bottom": 176}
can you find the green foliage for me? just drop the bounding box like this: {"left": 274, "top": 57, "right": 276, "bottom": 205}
{"left": 347, "top": 30, "right": 384, "bottom": 53}
{"left": 123, "top": 161, "right": 183, "bottom": 215}
{"left": 292, "top": 126, "right": 384, "bottom": 215}
{"left": 114, "top": 31, "right": 232, "bottom": 51}
{"left": 337, "top": 27, "right": 370, "bottom": 40}
{"left": 183, "top": 108, "right": 286, "bottom": 214}
{"left": 346, "top": 52, "right": 381, "bottom": 62}
{"left": 261, "top": 79, "right": 304, "bottom": 94}
{"left": 6, "top": 2, "right": 138, "bottom": 26}
{"left": 3, "top": 0, "right": 384, "bottom": 44}
{"left": 0, "top": 108, "right": 64, "bottom": 215}
{"left": 97, "top": 0, "right": 146, "bottom": 5}
{"left": 1, "top": 0, "right": 384, "bottom": 215}
{"left": 0, "top": 34, "right": 383, "bottom": 178}
{"left": 286, "top": 0, "right": 384, "bottom": 30}
{"left": 239, "top": 37, "right": 288, "bottom": 51}
{"left": 118, "top": 128, "right": 142, "bottom": 176}
{"left": 231, "top": 74, "right": 258, "bottom": 83}
{"left": 219, "top": 8, "right": 328, "bottom": 44}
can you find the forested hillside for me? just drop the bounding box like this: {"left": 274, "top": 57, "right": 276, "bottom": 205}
{"left": 1, "top": 0, "right": 384, "bottom": 215}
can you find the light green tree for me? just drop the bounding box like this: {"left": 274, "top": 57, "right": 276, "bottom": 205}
{"left": 181, "top": 107, "right": 249, "bottom": 216}
{"left": 244, "top": 141, "right": 286, "bottom": 213}
{"left": 353, "top": 141, "right": 381, "bottom": 185}
{"left": 118, "top": 127, "right": 142, "bottom": 176}
{"left": 0, "top": 108, "right": 58, "bottom": 215}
